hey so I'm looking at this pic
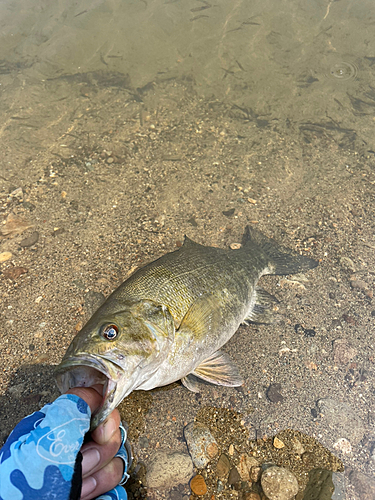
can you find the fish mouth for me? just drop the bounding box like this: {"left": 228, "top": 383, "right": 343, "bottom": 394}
{"left": 55, "top": 354, "right": 121, "bottom": 429}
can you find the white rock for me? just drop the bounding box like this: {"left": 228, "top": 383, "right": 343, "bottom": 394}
{"left": 333, "top": 437, "right": 352, "bottom": 455}
{"left": 145, "top": 451, "right": 193, "bottom": 489}
{"left": 184, "top": 421, "right": 219, "bottom": 468}
{"left": 261, "top": 466, "right": 299, "bottom": 500}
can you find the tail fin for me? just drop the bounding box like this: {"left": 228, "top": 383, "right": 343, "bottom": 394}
{"left": 241, "top": 226, "right": 318, "bottom": 275}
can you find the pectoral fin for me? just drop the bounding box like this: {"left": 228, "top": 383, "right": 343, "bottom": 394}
{"left": 177, "top": 293, "right": 221, "bottom": 339}
{"left": 192, "top": 350, "right": 243, "bottom": 387}
{"left": 181, "top": 374, "right": 201, "bottom": 392}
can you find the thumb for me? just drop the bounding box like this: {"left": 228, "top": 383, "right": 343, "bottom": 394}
{"left": 65, "top": 385, "right": 103, "bottom": 413}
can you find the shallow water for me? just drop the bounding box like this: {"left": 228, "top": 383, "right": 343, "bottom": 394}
{"left": 0, "top": 0, "right": 375, "bottom": 498}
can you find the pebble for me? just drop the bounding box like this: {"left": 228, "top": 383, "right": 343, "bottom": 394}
{"left": 230, "top": 243, "right": 242, "bottom": 250}
{"left": 317, "top": 398, "right": 365, "bottom": 445}
{"left": 0, "top": 252, "right": 12, "bottom": 263}
{"left": 139, "top": 436, "right": 149, "bottom": 449}
{"left": 184, "top": 421, "right": 219, "bottom": 468}
{"left": 243, "top": 493, "right": 261, "bottom": 500}
{"left": 291, "top": 438, "right": 305, "bottom": 456}
{"left": 333, "top": 437, "right": 352, "bottom": 455}
{"left": 217, "top": 480, "right": 224, "bottom": 492}
{"left": 273, "top": 437, "right": 285, "bottom": 449}
{"left": 145, "top": 451, "right": 193, "bottom": 489}
{"left": 261, "top": 466, "right": 299, "bottom": 500}
{"left": 216, "top": 453, "right": 230, "bottom": 478}
{"left": 250, "top": 466, "right": 262, "bottom": 483}
{"left": 332, "top": 339, "right": 358, "bottom": 365}
{"left": 3, "top": 266, "right": 27, "bottom": 280}
{"left": 222, "top": 208, "right": 235, "bottom": 217}
{"left": 228, "top": 467, "right": 241, "bottom": 487}
{"left": 190, "top": 474, "right": 207, "bottom": 496}
{"left": 238, "top": 454, "right": 259, "bottom": 481}
{"left": 20, "top": 231, "right": 39, "bottom": 248}
{"left": 266, "top": 383, "right": 284, "bottom": 403}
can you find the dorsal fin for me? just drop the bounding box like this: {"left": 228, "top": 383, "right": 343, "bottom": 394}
{"left": 182, "top": 236, "right": 203, "bottom": 248}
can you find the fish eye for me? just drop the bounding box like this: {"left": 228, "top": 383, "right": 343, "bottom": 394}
{"left": 102, "top": 324, "right": 119, "bottom": 341}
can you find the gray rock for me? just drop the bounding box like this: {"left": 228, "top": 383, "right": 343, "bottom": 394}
{"left": 261, "top": 466, "right": 299, "bottom": 500}
{"left": 266, "top": 383, "right": 284, "bottom": 403}
{"left": 20, "top": 231, "right": 39, "bottom": 248}
{"left": 145, "top": 451, "right": 193, "bottom": 490}
{"left": 317, "top": 398, "right": 365, "bottom": 445}
{"left": 348, "top": 469, "right": 375, "bottom": 500}
{"left": 216, "top": 453, "right": 231, "bottom": 478}
{"left": 332, "top": 471, "right": 346, "bottom": 499}
{"left": 184, "top": 421, "right": 219, "bottom": 468}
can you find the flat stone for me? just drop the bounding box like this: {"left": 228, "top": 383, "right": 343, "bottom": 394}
{"left": 184, "top": 421, "right": 219, "bottom": 468}
{"left": 145, "top": 451, "right": 193, "bottom": 490}
{"left": 20, "top": 231, "right": 39, "bottom": 247}
{"left": 3, "top": 266, "right": 28, "bottom": 280}
{"left": 216, "top": 453, "right": 230, "bottom": 478}
{"left": 266, "top": 383, "right": 284, "bottom": 403}
{"left": 228, "top": 466, "right": 241, "bottom": 486}
{"left": 348, "top": 470, "right": 375, "bottom": 500}
{"left": 190, "top": 474, "right": 207, "bottom": 496}
{"left": 0, "top": 252, "right": 12, "bottom": 263}
{"left": 317, "top": 398, "right": 365, "bottom": 445}
{"left": 261, "top": 466, "right": 299, "bottom": 500}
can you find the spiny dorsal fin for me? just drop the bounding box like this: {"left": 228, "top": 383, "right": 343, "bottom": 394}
{"left": 182, "top": 236, "right": 203, "bottom": 248}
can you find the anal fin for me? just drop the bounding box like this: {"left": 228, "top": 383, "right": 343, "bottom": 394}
{"left": 191, "top": 350, "right": 243, "bottom": 387}
{"left": 244, "top": 287, "right": 280, "bottom": 324}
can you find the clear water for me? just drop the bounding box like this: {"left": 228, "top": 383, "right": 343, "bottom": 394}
{"left": 1, "top": 0, "right": 375, "bottom": 498}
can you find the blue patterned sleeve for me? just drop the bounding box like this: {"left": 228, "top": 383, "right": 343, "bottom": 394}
{"left": 0, "top": 394, "right": 127, "bottom": 500}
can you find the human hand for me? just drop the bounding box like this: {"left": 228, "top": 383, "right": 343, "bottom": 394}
{"left": 67, "top": 386, "right": 127, "bottom": 499}
{"left": 0, "top": 386, "right": 130, "bottom": 500}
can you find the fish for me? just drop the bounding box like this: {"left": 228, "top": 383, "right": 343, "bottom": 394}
{"left": 55, "top": 227, "right": 318, "bottom": 429}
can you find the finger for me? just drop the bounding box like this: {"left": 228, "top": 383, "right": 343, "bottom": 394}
{"left": 81, "top": 427, "right": 122, "bottom": 478}
{"left": 91, "top": 409, "right": 121, "bottom": 445}
{"left": 80, "top": 457, "right": 124, "bottom": 500}
{"left": 65, "top": 386, "right": 103, "bottom": 413}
